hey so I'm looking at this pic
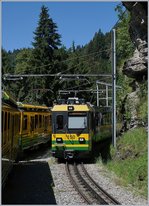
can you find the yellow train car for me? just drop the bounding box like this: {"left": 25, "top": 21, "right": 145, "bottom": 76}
{"left": 2, "top": 91, "right": 52, "bottom": 188}
{"left": 2, "top": 91, "right": 21, "bottom": 187}
{"left": 17, "top": 102, "right": 52, "bottom": 151}
{"left": 51, "top": 98, "right": 95, "bottom": 159}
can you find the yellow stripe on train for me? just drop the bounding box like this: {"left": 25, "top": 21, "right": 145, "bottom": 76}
{"left": 52, "top": 133, "right": 89, "bottom": 141}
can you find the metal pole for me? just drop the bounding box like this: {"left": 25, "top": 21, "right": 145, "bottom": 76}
{"left": 112, "top": 29, "right": 116, "bottom": 148}
{"left": 96, "top": 82, "right": 99, "bottom": 107}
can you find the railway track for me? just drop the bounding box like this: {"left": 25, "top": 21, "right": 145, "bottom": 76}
{"left": 65, "top": 162, "right": 121, "bottom": 205}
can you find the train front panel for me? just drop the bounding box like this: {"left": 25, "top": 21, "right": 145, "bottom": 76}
{"left": 51, "top": 104, "right": 94, "bottom": 159}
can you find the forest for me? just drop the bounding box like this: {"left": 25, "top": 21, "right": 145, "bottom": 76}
{"left": 2, "top": 4, "right": 134, "bottom": 108}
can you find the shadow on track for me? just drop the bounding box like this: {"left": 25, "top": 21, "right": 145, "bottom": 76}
{"left": 2, "top": 161, "right": 56, "bottom": 204}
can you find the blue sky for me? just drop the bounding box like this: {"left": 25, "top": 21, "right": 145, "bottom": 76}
{"left": 2, "top": 1, "right": 121, "bottom": 51}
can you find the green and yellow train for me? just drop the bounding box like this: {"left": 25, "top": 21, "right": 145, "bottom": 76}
{"left": 2, "top": 91, "right": 51, "bottom": 187}
{"left": 51, "top": 98, "right": 96, "bottom": 159}
{"left": 51, "top": 98, "right": 122, "bottom": 160}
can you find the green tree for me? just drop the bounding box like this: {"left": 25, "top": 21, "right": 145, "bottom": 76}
{"left": 115, "top": 3, "right": 134, "bottom": 64}
{"left": 2, "top": 49, "right": 11, "bottom": 75}
{"left": 32, "top": 5, "right": 61, "bottom": 67}
{"left": 31, "top": 5, "right": 61, "bottom": 105}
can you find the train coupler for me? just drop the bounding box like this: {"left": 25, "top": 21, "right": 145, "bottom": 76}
{"left": 64, "top": 151, "right": 75, "bottom": 159}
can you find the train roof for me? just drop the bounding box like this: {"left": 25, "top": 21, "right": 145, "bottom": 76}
{"left": 51, "top": 104, "right": 94, "bottom": 112}
{"left": 17, "top": 102, "right": 51, "bottom": 111}
{"left": 2, "top": 91, "right": 18, "bottom": 108}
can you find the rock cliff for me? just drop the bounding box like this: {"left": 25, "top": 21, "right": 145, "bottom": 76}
{"left": 122, "top": 2, "right": 147, "bottom": 80}
{"left": 121, "top": 2, "right": 148, "bottom": 129}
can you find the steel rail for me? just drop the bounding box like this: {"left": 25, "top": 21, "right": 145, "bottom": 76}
{"left": 74, "top": 163, "right": 108, "bottom": 205}
{"left": 66, "top": 162, "right": 108, "bottom": 205}
{"left": 65, "top": 162, "right": 92, "bottom": 205}
{"left": 81, "top": 163, "right": 121, "bottom": 205}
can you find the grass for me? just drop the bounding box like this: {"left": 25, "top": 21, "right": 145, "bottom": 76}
{"left": 97, "top": 127, "right": 148, "bottom": 198}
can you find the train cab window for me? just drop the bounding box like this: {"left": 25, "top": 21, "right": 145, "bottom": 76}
{"left": 56, "top": 115, "right": 63, "bottom": 129}
{"left": 23, "top": 115, "right": 28, "bottom": 130}
{"left": 68, "top": 113, "right": 87, "bottom": 129}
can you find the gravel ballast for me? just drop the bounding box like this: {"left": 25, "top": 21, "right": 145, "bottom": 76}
{"left": 49, "top": 158, "right": 148, "bottom": 205}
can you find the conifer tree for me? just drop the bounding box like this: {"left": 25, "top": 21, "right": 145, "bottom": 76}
{"left": 32, "top": 5, "right": 61, "bottom": 70}
{"left": 31, "top": 5, "right": 61, "bottom": 105}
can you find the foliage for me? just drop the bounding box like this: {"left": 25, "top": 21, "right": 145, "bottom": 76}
{"left": 30, "top": 5, "right": 62, "bottom": 105}
{"left": 115, "top": 3, "right": 134, "bottom": 64}
{"left": 137, "top": 82, "right": 148, "bottom": 124}
{"left": 106, "top": 128, "right": 148, "bottom": 197}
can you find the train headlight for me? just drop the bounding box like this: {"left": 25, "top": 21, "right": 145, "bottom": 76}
{"left": 79, "top": 138, "right": 85, "bottom": 143}
{"left": 56, "top": 138, "right": 63, "bottom": 143}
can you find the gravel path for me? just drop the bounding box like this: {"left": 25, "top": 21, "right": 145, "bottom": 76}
{"left": 49, "top": 159, "right": 86, "bottom": 205}
{"left": 48, "top": 158, "right": 148, "bottom": 205}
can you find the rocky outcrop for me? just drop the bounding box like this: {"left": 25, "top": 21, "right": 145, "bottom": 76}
{"left": 123, "top": 48, "right": 147, "bottom": 80}
{"left": 122, "top": 2, "right": 148, "bottom": 80}
{"left": 121, "top": 2, "right": 148, "bottom": 129}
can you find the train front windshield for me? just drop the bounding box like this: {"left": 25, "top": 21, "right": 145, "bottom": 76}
{"left": 68, "top": 112, "right": 87, "bottom": 129}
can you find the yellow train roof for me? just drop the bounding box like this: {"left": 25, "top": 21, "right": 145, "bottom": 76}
{"left": 51, "top": 104, "right": 93, "bottom": 112}
{"left": 2, "top": 91, "right": 17, "bottom": 106}
{"left": 17, "top": 102, "right": 50, "bottom": 110}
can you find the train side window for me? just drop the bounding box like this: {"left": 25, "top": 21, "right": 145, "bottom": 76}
{"left": 23, "top": 115, "right": 28, "bottom": 130}
{"left": 39, "top": 115, "right": 42, "bottom": 128}
{"left": 2, "top": 111, "right": 4, "bottom": 132}
{"left": 8, "top": 113, "right": 11, "bottom": 141}
{"left": 31, "top": 116, "right": 35, "bottom": 131}
{"left": 44, "top": 116, "right": 48, "bottom": 130}
{"left": 15, "top": 114, "right": 20, "bottom": 133}
{"left": 56, "top": 115, "right": 63, "bottom": 129}
{"left": 17, "top": 115, "right": 20, "bottom": 133}
{"left": 49, "top": 115, "right": 51, "bottom": 125}
{"left": 3, "top": 112, "right": 7, "bottom": 144}
{"left": 8, "top": 113, "right": 10, "bottom": 130}
{"left": 15, "top": 115, "right": 17, "bottom": 133}
{"left": 4, "top": 112, "right": 7, "bottom": 131}
{"left": 35, "top": 115, "right": 38, "bottom": 129}
{"left": 2, "top": 111, "right": 4, "bottom": 145}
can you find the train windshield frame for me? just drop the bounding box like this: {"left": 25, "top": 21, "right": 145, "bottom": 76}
{"left": 68, "top": 112, "right": 87, "bottom": 129}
